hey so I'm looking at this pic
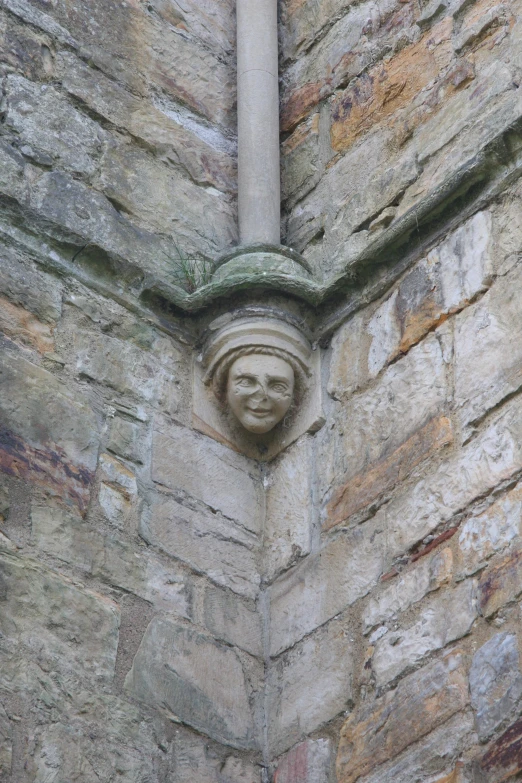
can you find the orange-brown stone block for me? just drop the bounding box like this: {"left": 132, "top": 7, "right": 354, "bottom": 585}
{"left": 325, "top": 415, "right": 453, "bottom": 530}
{"left": 433, "top": 763, "right": 465, "bottom": 783}
{"left": 331, "top": 19, "right": 454, "bottom": 152}
{"left": 478, "top": 546, "right": 522, "bottom": 617}
{"left": 336, "top": 649, "right": 468, "bottom": 783}
{"left": 0, "top": 295, "right": 54, "bottom": 354}
{"left": 281, "top": 82, "right": 322, "bottom": 134}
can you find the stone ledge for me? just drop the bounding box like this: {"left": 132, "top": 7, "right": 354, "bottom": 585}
{"left": 4, "top": 114, "right": 520, "bottom": 344}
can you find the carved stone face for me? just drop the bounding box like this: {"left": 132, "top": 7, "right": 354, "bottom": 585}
{"left": 226, "top": 354, "right": 295, "bottom": 434}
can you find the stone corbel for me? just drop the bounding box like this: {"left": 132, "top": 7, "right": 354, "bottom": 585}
{"left": 192, "top": 308, "right": 323, "bottom": 459}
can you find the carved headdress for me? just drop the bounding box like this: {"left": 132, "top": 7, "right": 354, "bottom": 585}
{"left": 201, "top": 312, "right": 313, "bottom": 403}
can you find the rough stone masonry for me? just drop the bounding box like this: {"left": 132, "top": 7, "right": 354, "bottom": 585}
{"left": 2, "top": 0, "right": 522, "bottom": 782}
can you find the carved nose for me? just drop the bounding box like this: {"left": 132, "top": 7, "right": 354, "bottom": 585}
{"left": 252, "top": 383, "right": 268, "bottom": 400}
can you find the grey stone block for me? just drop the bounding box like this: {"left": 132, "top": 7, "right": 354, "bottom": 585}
{"left": 125, "top": 617, "right": 257, "bottom": 749}
{"left": 152, "top": 418, "right": 263, "bottom": 534}
{"left": 470, "top": 632, "right": 522, "bottom": 742}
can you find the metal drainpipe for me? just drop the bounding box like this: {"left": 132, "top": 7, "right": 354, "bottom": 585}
{"left": 237, "top": 0, "right": 281, "bottom": 246}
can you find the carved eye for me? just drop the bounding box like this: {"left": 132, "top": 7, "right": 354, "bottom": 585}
{"left": 237, "top": 377, "right": 255, "bottom": 387}
{"left": 271, "top": 383, "right": 288, "bottom": 393}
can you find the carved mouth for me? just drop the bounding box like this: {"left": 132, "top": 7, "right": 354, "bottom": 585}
{"left": 247, "top": 407, "right": 272, "bottom": 417}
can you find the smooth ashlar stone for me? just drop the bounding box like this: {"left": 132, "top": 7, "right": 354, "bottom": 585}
{"left": 268, "top": 617, "right": 354, "bottom": 755}
{"left": 152, "top": 418, "right": 263, "bottom": 534}
{"left": 142, "top": 493, "right": 260, "bottom": 599}
{"left": 125, "top": 617, "right": 257, "bottom": 749}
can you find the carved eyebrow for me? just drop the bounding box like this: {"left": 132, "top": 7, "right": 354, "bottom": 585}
{"left": 268, "top": 376, "right": 290, "bottom": 384}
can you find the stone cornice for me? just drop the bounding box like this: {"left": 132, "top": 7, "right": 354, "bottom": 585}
{"left": 3, "top": 113, "right": 521, "bottom": 347}
{"left": 139, "top": 114, "right": 522, "bottom": 334}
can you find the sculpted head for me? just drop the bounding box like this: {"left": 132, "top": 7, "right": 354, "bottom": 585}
{"left": 202, "top": 314, "right": 312, "bottom": 439}
{"left": 226, "top": 353, "right": 295, "bottom": 434}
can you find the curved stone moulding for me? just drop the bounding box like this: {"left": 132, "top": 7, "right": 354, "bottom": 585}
{"left": 192, "top": 308, "right": 324, "bottom": 460}
{"left": 139, "top": 119, "right": 520, "bottom": 318}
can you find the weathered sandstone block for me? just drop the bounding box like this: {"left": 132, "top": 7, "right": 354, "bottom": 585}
{"left": 274, "top": 739, "right": 332, "bottom": 783}
{"left": 371, "top": 580, "right": 477, "bottom": 685}
{"left": 31, "top": 505, "right": 192, "bottom": 617}
{"left": 268, "top": 618, "right": 353, "bottom": 754}
{"left": 455, "top": 261, "right": 522, "bottom": 436}
{"left": 125, "top": 617, "right": 257, "bottom": 749}
{"left": 4, "top": 74, "right": 106, "bottom": 174}
{"left": 363, "top": 547, "right": 453, "bottom": 633}
{"left": 0, "top": 348, "right": 101, "bottom": 512}
{"left": 337, "top": 650, "right": 468, "bottom": 783}
{"left": 458, "top": 481, "right": 522, "bottom": 577}
{"left": 328, "top": 211, "right": 492, "bottom": 396}
{"left": 0, "top": 243, "right": 63, "bottom": 323}
{"left": 270, "top": 517, "right": 384, "bottom": 655}
{"left": 478, "top": 545, "right": 522, "bottom": 618}
{"left": 152, "top": 418, "right": 262, "bottom": 534}
{"left": 264, "top": 437, "right": 313, "bottom": 581}
{"left": 202, "top": 584, "right": 262, "bottom": 658}
{"left": 142, "top": 493, "right": 260, "bottom": 599}
{"left": 470, "top": 632, "right": 522, "bottom": 742}
{"left": 0, "top": 549, "right": 120, "bottom": 686}
{"left": 343, "top": 712, "right": 474, "bottom": 783}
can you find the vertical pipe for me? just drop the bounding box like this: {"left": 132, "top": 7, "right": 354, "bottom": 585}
{"left": 237, "top": 0, "right": 281, "bottom": 246}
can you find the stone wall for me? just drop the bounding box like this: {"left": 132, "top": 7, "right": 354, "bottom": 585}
{"left": 2, "top": 0, "right": 522, "bottom": 782}
{"left": 280, "top": 0, "right": 522, "bottom": 280}
{"left": 269, "top": 192, "right": 522, "bottom": 782}
{"left": 0, "top": 1, "right": 267, "bottom": 780}
{"left": 0, "top": 224, "right": 266, "bottom": 779}
{"left": 268, "top": 1, "right": 522, "bottom": 779}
